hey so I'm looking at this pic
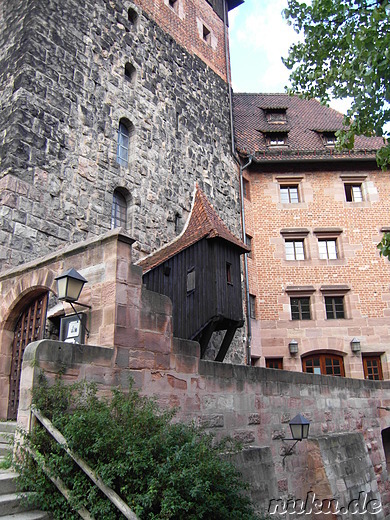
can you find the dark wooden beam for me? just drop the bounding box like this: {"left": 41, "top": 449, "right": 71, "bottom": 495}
{"left": 215, "top": 324, "right": 238, "bottom": 362}
{"left": 198, "top": 320, "right": 218, "bottom": 358}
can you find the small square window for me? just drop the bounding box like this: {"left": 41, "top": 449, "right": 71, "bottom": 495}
{"left": 363, "top": 356, "right": 383, "bottom": 380}
{"left": 322, "top": 132, "right": 337, "bottom": 146}
{"left": 280, "top": 185, "right": 299, "bottom": 204}
{"left": 268, "top": 134, "right": 287, "bottom": 146}
{"left": 266, "top": 358, "right": 283, "bottom": 369}
{"left": 291, "top": 297, "right": 311, "bottom": 320}
{"left": 318, "top": 239, "right": 338, "bottom": 260}
{"left": 249, "top": 294, "right": 256, "bottom": 319}
{"left": 325, "top": 296, "right": 345, "bottom": 319}
{"left": 285, "top": 240, "right": 305, "bottom": 261}
{"left": 345, "top": 184, "right": 363, "bottom": 202}
{"left": 266, "top": 110, "right": 287, "bottom": 123}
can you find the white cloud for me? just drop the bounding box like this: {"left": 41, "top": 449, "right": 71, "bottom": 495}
{"left": 229, "top": 0, "right": 300, "bottom": 93}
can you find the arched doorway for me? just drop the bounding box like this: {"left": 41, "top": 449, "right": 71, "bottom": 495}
{"left": 7, "top": 291, "right": 49, "bottom": 420}
{"left": 381, "top": 427, "right": 390, "bottom": 472}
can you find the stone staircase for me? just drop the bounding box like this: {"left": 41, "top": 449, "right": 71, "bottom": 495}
{"left": 0, "top": 422, "right": 50, "bottom": 519}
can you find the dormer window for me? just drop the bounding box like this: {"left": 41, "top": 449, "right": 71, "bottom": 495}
{"left": 266, "top": 133, "right": 287, "bottom": 147}
{"left": 322, "top": 132, "right": 337, "bottom": 147}
{"left": 265, "top": 109, "right": 287, "bottom": 124}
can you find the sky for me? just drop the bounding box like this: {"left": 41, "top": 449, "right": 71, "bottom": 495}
{"left": 228, "top": 0, "right": 351, "bottom": 115}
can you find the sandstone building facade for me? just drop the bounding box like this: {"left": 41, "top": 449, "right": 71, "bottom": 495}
{"left": 234, "top": 93, "right": 390, "bottom": 380}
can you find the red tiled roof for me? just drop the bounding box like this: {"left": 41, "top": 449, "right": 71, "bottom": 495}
{"left": 138, "top": 185, "right": 249, "bottom": 273}
{"left": 233, "top": 93, "right": 384, "bottom": 161}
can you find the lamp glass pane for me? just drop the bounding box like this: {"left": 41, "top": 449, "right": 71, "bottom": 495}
{"left": 56, "top": 277, "right": 68, "bottom": 300}
{"left": 302, "top": 424, "right": 310, "bottom": 439}
{"left": 67, "top": 277, "right": 84, "bottom": 301}
{"left": 290, "top": 423, "right": 303, "bottom": 440}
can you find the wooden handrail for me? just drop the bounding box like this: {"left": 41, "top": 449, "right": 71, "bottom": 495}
{"left": 26, "top": 446, "right": 94, "bottom": 520}
{"left": 31, "top": 406, "right": 139, "bottom": 520}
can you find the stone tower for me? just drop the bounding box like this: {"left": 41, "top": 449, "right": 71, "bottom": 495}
{"left": 0, "top": 0, "right": 243, "bottom": 269}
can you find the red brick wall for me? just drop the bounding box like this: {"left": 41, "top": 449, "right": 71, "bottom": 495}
{"left": 244, "top": 163, "right": 390, "bottom": 378}
{"left": 132, "top": 0, "right": 229, "bottom": 80}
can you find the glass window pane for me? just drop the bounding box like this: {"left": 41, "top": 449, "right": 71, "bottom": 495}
{"left": 280, "top": 187, "right": 290, "bottom": 204}
{"left": 318, "top": 241, "right": 327, "bottom": 259}
{"left": 295, "top": 241, "right": 305, "bottom": 260}
{"left": 352, "top": 185, "right": 363, "bottom": 202}
{"left": 289, "top": 187, "right": 299, "bottom": 203}
{"left": 285, "top": 242, "right": 295, "bottom": 260}
{"left": 291, "top": 298, "right": 300, "bottom": 320}
{"left": 327, "top": 241, "right": 337, "bottom": 260}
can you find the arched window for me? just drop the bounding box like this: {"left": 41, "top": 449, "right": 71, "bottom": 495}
{"left": 117, "top": 121, "right": 129, "bottom": 166}
{"left": 302, "top": 353, "right": 345, "bottom": 377}
{"left": 111, "top": 190, "right": 127, "bottom": 229}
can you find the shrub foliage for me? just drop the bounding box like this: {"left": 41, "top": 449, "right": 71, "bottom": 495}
{"left": 15, "top": 376, "right": 258, "bottom": 519}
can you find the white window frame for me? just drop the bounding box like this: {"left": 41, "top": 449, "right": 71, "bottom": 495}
{"left": 280, "top": 185, "right": 299, "bottom": 204}
{"left": 285, "top": 240, "right": 305, "bottom": 261}
{"left": 318, "top": 239, "right": 338, "bottom": 260}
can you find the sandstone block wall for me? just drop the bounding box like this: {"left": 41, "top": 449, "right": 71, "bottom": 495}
{"left": 18, "top": 338, "right": 390, "bottom": 517}
{"left": 0, "top": 0, "right": 240, "bottom": 269}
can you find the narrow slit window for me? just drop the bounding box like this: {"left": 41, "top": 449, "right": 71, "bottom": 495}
{"left": 249, "top": 294, "right": 256, "bottom": 319}
{"left": 111, "top": 190, "right": 127, "bottom": 229}
{"left": 187, "top": 268, "right": 195, "bottom": 294}
{"left": 117, "top": 121, "right": 129, "bottom": 166}
{"left": 226, "top": 262, "right": 232, "bottom": 284}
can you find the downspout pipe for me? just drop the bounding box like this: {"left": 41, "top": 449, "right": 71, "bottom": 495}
{"left": 223, "top": 0, "right": 236, "bottom": 156}
{"left": 223, "top": 1, "right": 252, "bottom": 364}
{"left": 239, "top": 155, "right": 253, "bottom": 365}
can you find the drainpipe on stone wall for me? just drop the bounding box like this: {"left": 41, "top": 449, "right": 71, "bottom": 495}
{"left": 223, "top": 2, "right": 253, "bottom": 364}
{"left": 239, "top": 155, "right": 253, "bottom": 365}
{"left": 223, "top": 0, "right": 236, "bottom": 156}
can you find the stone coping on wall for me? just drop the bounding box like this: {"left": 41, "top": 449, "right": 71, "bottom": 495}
{"left": 0, "top": 228, "right": 134, "bottom": 281}
{"left": 198, "top": 359, "right": 390, "bottom": 391}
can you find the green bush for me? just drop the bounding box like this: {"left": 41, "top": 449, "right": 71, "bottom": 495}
{"left": 15, "top": 376, "right": 258, "bottom": 519}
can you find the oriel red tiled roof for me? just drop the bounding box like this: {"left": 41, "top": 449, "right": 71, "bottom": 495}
{"left": 138, "top": 185, "right": 249, "bottom": 273}
{"left": 233, "top": 93, "right": 384, "bottom": 161}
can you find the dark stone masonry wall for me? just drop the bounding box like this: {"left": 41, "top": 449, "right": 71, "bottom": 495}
{"left": 0, "top": 0, "right": 240, "bottom": 268}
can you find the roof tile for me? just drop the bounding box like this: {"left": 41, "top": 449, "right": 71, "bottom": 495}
{"left": 233, "top": 93, "right": 384, "bottom": 160}
{"left": 138, "top": 185, "right": 249, "bottom": 272}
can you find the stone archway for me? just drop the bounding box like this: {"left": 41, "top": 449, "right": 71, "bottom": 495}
{"left": 7, "top": 290, "right": 49, "bottom": 419}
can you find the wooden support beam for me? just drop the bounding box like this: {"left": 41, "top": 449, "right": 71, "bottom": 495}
{"left": 215, "top": 324, "right": 238, "bottom": 362}
{"left": 198, "top": 320, "right": 217, "bottom": 358}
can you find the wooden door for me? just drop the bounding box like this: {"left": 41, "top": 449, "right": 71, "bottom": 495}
{"left": 7, "top": 292, "right": 48, "bottom": 420}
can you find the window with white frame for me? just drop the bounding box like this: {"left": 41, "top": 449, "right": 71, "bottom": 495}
{"left": 280, "top": 185, "right": 299, "bottom": 204}
{"left": 345, "top": 184, "right": 363, "bottom": 202}
{"left": 318, "top": 239, "right": 338, "bottom": 260}
{"left": 285, "top": 240, "right": 305, "bottom": 261}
